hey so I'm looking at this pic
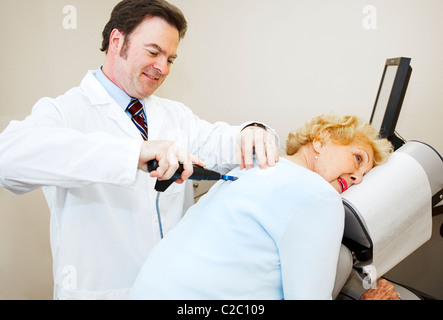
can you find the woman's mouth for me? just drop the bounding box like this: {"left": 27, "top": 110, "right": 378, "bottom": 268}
{"left": 338, "top": 177, "right": 348, "bottom": 193}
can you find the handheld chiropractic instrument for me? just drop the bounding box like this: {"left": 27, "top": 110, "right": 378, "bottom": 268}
{"left": 147, "top": 159, "right": 238, "bottom": 192}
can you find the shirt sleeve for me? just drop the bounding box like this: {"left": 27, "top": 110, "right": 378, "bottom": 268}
{"left": 278, "top": 192, "right": 345, "bottom": 300}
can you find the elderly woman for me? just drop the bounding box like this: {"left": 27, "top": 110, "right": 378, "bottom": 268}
{"left": 130, "top": 114, "right": 393, "bottom": 300}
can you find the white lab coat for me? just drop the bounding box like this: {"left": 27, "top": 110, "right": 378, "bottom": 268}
{"left": 0, "top": 71, "right": 246, "bottom": 299}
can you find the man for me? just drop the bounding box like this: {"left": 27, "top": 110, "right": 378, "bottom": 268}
{"left": 0, "top": 0, "right": 278, "bottom": 299}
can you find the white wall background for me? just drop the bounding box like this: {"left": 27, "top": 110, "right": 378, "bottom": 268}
{"left": 1, "top": 0, "right": 442, "bottom": 299}
{"left": 162, "top": 0, "right": 443, "bottom": 154}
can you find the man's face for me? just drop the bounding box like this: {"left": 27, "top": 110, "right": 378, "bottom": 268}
{"left": 113, "top": 16, "right": 180, "bottom": 99}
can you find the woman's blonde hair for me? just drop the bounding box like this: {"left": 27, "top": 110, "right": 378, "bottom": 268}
{"left": 286, "top": 114, "right": 394, "bottom": 166}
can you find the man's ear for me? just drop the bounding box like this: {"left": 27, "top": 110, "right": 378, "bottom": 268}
{"left": 108, "top": 28, "right": 124, "bottom": 54}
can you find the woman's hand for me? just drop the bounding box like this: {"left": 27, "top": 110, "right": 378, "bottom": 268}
{"left": 360, "top": 279, "right": 401, "bottom": 300}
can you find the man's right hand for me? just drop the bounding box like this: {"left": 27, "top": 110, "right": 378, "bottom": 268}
{"left": 138, "top": 140, "right": 205, "bottom": 184}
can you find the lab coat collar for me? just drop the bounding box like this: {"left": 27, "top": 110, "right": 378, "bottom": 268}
{"left": 81, "top": 70, "right": 116, "bottom": 106}
{"left": 79, "top": 70, "right": 166, "bottom": 141}
{"left": 80, "top": 70, "right": 143, "bottom": 140}
{"left": 81, "top": 70, "right": 156, "bottom": 108}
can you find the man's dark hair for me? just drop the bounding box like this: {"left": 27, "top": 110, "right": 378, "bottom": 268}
{"left": 100, "top": 0, "right": 187, "bottom": 54}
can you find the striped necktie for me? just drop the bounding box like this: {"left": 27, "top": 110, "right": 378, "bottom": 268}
{"left": 126, "top": 99, "right": 148, "bottom": 141}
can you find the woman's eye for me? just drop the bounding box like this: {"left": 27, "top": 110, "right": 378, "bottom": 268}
{"left": 355, "top": 155, "right": 362, "bottom": 163}
{"left": 147, "top": 51, "right": 158, "bottom": 56}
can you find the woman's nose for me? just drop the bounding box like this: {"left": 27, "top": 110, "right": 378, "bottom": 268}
{"left": 350, "top": 171, "right": 364, "bottom": 185}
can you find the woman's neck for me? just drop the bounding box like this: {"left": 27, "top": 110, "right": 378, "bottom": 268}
{"left": 282, "top": 145, "right": 316, "bottom": 171}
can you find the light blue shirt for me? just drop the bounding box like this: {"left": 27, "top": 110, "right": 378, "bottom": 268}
{"left": 130, "top": 159, "right": 345, "bottom": 300}
{"left": 94, "top": 67, "right": 147, "bottom": 121}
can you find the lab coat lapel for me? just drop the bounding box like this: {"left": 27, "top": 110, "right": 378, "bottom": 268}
{"left": 142, "top": 96, "right": 165, "bottom": 141}
{"left": 81, "top": 71, "right": 143, "bottom": 140}
{"left": 106, "top": 101, "right": 143, "bottom": 139}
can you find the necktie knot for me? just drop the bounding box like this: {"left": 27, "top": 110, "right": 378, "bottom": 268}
{"left": 126, "top": 99, "right": 148, "bottom": 141}
{"left": 127, "top": 99, "right": 144, "bottom": 117}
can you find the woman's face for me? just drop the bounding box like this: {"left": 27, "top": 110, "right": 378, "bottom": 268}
{"left": 312, "top": 139, "right": 375, "bottom": 194}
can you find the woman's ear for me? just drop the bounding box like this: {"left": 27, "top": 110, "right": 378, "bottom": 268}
{"left": 312, "top": 139, "right": 323, "bottom": 154}
{"left": 313, "top": 131, "right": 330, "bottom": 154}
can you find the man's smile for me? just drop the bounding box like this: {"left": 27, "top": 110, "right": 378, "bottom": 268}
{"left": 143, "top": 72, "right": 160, "bottom": 81}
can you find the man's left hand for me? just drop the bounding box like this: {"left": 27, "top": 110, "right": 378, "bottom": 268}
{"left": 236, "top": 125, "right": 279, "bottom": 170}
